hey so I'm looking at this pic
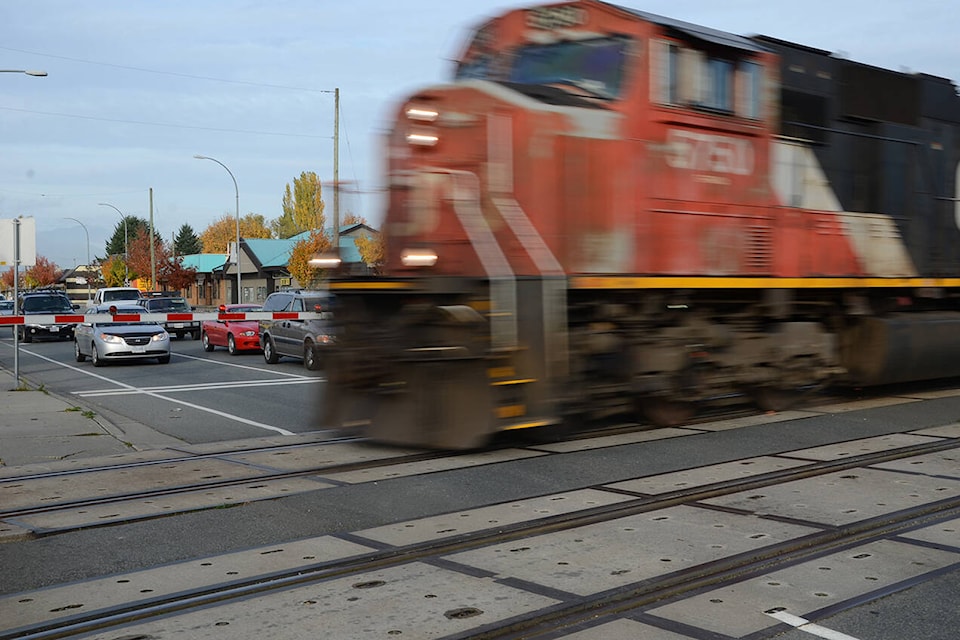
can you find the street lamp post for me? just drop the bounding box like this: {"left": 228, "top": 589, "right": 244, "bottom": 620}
{"left": 98, "top": 203, "right": 128, "bottom": 284}
{"left": 194, "top": 155, "right": 241, "bottom": 303}
{"left": 64, "top": 217, "right": 91, "bottom": 303}
{"left": 0, "top": 69, "right": 47, "bottom": 76}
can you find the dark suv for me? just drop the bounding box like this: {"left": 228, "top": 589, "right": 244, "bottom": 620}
{"left": 17, "top": 289, "right": 77, "bottom": 342}
{"left": 259, "top": 290, "right": 334, "bottom": 370}
{"left": 138, "top": 296, "right": 200, "bottom": 340}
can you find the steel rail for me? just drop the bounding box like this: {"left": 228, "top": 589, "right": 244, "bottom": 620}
{"left": 5, "top": 436, "right": 958, "bottom": 640}
{"left": 0, "top": 447, "right": 459, "bottom": 526}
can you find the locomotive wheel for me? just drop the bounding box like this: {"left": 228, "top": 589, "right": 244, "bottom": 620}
{"left": 513, "top": 420, "right": 575, "bottom": 445}
{"left": 641, "top": 398, "right": 695, "bottom": 428}
{"left": 751, "top": 387, "right": 805, "bottom": 412}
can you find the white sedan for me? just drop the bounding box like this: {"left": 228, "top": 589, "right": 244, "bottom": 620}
{"left": 74, "top": 305, "right": 171, "bottom": 367}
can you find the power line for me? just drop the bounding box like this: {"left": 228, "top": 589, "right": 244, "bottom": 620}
{"left": 0, "top": 45, "right": 335, "bottom": 93}
{"left": 0, "top": 105, "right": 334, "bottom": 139}
{"left": 0, "top": 187, "right": 148, "bottom": 199}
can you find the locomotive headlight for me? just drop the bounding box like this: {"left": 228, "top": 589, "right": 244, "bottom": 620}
{"left": 401, "top": 248, "right": 438, "bottom": 267}
{"left": 406, "top": 129, "right": 439, "bottom": 147}
{"left": 405, "top": 106, "right": 439, "bottom": 122}
{"left": 309, "top": 252, "right": 342, "bottom": 269}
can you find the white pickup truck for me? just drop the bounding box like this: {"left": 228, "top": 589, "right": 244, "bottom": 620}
{"left": 92, "top": 287, "right": 144, "bottom": 307}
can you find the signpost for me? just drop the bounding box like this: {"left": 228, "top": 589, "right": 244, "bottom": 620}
{"left": 0, "top": 217, "right": 37, "bottom": 386}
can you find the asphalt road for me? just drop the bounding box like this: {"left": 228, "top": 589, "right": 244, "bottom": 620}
{"left": 0, "top": 333, "right": 329, "bottom": 443}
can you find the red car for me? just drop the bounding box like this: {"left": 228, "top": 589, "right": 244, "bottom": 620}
{"left": 201, "top": 304, "right": 263, "bottom": 355}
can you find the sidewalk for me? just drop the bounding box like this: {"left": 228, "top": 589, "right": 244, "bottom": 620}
{"left": 0, "top": 367, "right": 185, "bottom": 469}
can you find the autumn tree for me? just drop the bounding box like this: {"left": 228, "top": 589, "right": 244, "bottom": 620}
{"left": 339, "top": 214, "right": 384, "bottom": 273}
{"left": 287, "top": 229, "right": 332, "bottom": 289}
{"left": 200, "top": 213, "right": 272, "bottom": 253}
{"left": 173, "top": 223, "right": 202, "bottom": 256}
{"left": 272, "top": 171, "right": 325, "bottom": 239}
{"left": 354, "top": 232, "right": 385, "bottom": 273}
{"left": 2, "top": 267, "right": 18, "bottom": 291}
{"left": 127, "top": 232, "right": 170, "bottom": 289}
{"left": 158, "top": 257, "right": 198, "bottom": 292}
{"left": 100, "top": 255, "right": 128, "bottom": 287}
{"left": 23, "top": 256, "right": 62, "bottom": 289}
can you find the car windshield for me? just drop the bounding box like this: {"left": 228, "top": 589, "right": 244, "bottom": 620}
{"left": 21, "top": 296, "right": 73, "bottom": 312}
{"left": 149, "top": 299, "right": 191, "bottom": 312}
{"left": 232, "top": 305, "right": 262, "bottom": 313}
{"left": 0, "top": 301, "right": 13, "bottom": 310}
{"left": 103, "top": 290, "right": 142, "bottom": 302}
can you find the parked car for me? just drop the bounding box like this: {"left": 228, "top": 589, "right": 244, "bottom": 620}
{"left": 0, "top": 299, "right": 13, "bottom": 335}
{"left": 92, "top": 287, "right": 143, "bottom": 306}
{"left": 201, "top": 304, "right": 263, "bottom": 355}
{"left": 16, "top": 289, "right": 77, "bottom": 342}
{"left": 258, "top": 290, "right": 334, "bottom": 370}
{"left": 74, "top": 304, "right": 171, "bottom": 366}
{"left": 137, "top": 296, "right": 200, "bottom": 340}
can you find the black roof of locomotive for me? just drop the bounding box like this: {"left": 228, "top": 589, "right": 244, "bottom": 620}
{"left": 606, "top": 2, "right": 768, "bottom": 53}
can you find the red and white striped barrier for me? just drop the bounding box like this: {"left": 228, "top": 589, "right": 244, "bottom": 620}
{"left": 0, "top": 312, "right": 327, "bottom": 326}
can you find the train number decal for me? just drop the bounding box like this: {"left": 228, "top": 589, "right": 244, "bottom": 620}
{"left": 665, "top": 129, "right": 755, "bottom": 176}
{"left": 525, "top": 5, "right": 587, "bottom": 30}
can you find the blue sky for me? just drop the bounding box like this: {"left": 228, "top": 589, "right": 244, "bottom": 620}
{"left": 1, "top": 0, "right": 955, "bottom": 270}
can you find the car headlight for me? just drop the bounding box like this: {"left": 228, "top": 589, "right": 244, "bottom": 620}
{"left": 151, "top": 332, "right": 168, "bottom": 342}
{"left": 240, "top": 330, "right": 256, "bottom": 337}
{"left": 99, "top": 333, "right": 124, "bottom": 343}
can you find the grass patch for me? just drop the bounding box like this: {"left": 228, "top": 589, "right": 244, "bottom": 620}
{"left": 65, "top": 406, "right": 96, "bottom": 419}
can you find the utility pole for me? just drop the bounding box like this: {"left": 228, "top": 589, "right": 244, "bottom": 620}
{"left": 149, "top": 187, "right": 156, "bottom": 289}
{"left": 12, "top": 218, "right": 20, "bottom": 385}
{"left": 333, "top": 87, "right": 340, "bottom": 252}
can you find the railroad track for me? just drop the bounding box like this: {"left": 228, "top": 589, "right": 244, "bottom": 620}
{"left": 5, "top": 434, "right": 958, "bottom": 640}
{"left": 0, "top": 436, "right": 487, "bottom": 535}
{"left": 1, "top": 380, "right": 949, "bottom": 539}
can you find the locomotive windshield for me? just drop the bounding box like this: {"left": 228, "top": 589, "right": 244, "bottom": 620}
{"left": 458, "top": 35, "right": 632, "bottom": 100}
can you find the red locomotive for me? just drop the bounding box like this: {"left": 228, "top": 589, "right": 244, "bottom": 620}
{"left": 324, "top": 1, "right": 960, "bottom": 448}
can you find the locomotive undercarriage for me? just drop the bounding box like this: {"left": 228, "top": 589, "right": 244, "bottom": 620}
{"left": 323, "top": 281, "right": 960, "bottom": 448}
{"left": 567, "top": 294, "right": 843, "bottom": 426}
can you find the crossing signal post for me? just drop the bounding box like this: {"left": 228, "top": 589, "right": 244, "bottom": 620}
{"left": 0, "top": 217, "right": 37, "bottom": 386}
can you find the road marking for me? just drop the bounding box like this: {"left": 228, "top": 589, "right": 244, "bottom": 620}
{"left": 766, "top": 610, "right": 862, "bottom": 640}
{"left": 174, "top": 352, "right": 312, "bottom": 378}
{"left": 77, "top": 377, "right": 322, "bottom": 397}
{"left": 9, "top": 347, "right": 296, "bottom": 436}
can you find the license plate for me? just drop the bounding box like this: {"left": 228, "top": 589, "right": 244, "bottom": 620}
{"left": 173, "top": 323, "right": 185, "bottom": 328}
{"left": 133, "top": 346, "right": 146, "bottom": 353}
{"left": 50, "top": 326, "right": 59, "bottom": 332}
